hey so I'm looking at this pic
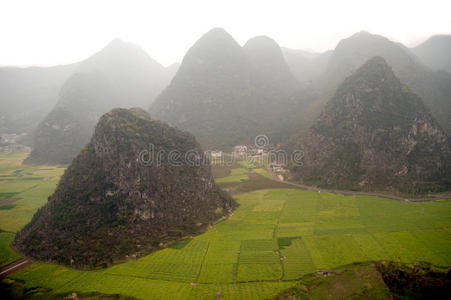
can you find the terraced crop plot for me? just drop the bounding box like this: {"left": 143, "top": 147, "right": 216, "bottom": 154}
{"left": 279, "top": 238, "right": 316, "bottom": 280}
{"left": 1, "top": 156, "right": 451, "bottom": 299}
{"left": 105, "top": 239, "right": 209, "bottom": 282}
{"left": 215, "top": 168, "right": 248, "bottom": 183}
{"left": 237, "top": 239, "right": 282, "bottom": 281}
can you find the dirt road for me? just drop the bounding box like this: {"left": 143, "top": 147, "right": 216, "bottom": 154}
{"left": 267, "top": 168, "right": 451, "bottom": 202}
{"left": 0, "top": 259, "right": 32, "bottom": 277}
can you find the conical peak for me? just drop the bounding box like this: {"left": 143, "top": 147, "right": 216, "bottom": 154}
{"left": 100, "top": 38, "right": 140, "bottom": 54}
{"left": 202, "top": 27, "right": 233, "bottom": 39}
{"left": 189, "top": 27, "right": 242, "bottom": 53}
{"left": 243, "top": 35, "right": 280, "bottom": 50}
{"left": 175, "top": 27, "right": 246, "bottom": 74}
{"left": 355, "top": 56, "right": 392, "bottom": 74}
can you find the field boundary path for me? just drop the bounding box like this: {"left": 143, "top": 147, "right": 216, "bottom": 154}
{"left": 267, "top": 168, "right": 451, "bottom": 202}
{"left": 0, "top": 259, "right": 32, "bottom": 277}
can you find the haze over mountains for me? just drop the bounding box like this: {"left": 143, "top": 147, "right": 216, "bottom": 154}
{"left": 412, "top": 35, "right": 451, "bottom": 73}
{"left": 0, "top": 63, "right": 77, "bottom": 137}
{"left": 281, "top": 47, "right": 332, "bottom": 84}
{"left": 0, "top": 28, "right": 449, "bottom": 183}
{"left": 2, "top": 26, "right": 451, "bottom": 297}
{"left": 24, "top": 39, "right": 175, "bottom": 164}
{"left": 150, "top": 29, "right": 451, "bottom": 152}
{"left": 291, "top": 57, "right": 451, "bottom": 193}
{"left": 150, "top": 28, "right": 306, "bottom": 149}
{"left": 1, "top": 0, "right": 451, "bottom": 295}
{"left": 243, "top": 36, "right": 298, "bottom": 89}
{"left": 315, "top": 31, "right": 451, "bottom": 135}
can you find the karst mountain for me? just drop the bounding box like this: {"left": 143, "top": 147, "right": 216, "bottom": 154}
{"left": 150, "top": 28, "right": 301, "bottom": 149}
{"left": 291, "top": 57, "right": 451, "bottom": 193}
{"left": 14, "top": 108, "right": 234, "bottom": 267}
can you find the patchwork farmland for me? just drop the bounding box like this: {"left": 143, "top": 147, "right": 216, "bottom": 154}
{"left": 1, "top": 154, "right": 451, "bottom": 299}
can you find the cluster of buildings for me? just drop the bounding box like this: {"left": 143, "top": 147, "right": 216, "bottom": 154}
{"left": 206, "top": 145, "right": 266, "bottom": 161}
{"left": 210, "top": 151, "right": 223, "bottom": 159}
{"left": 269, "top": 162, "right": 290, "bottom": 181}
{"left": 206, "top": 145, "right": 291, "bottom": 182}
{"left": 233, "top": 145, "right": 265, "bottom": 159}
{"left": 0, "top": 133, "right": 27, "bottom": 144}
{"left": 270, "top": 163, "right": 289, "bottom": 174}
{"left": 0, "top": 133, "right": 31, "bottom": 153}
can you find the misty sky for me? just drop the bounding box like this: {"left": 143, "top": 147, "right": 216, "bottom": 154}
{"left": 1, "top": 0, "right": 450, "bottom": 67}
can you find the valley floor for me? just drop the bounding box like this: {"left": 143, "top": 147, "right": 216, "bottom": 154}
{"left": 1, "top": 154, "right": 450, "bottom": 299}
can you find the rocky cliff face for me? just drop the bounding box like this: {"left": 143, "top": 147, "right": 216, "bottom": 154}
{"left": 14, "top": 108, "right": 235, "bottom": 268}
{"left": 291, "top": 57, "right": 451, "bottom": 194}
{"left": 318, "top": 31, "right": 451, "bottom": 135}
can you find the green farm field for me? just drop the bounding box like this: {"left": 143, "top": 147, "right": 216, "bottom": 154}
{"left": 1, "top": 154, "right": 451, "bottom": 299}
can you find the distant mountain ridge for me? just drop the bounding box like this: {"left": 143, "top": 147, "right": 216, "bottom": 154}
{"left": 412, "top": 35, "right": 451, "bottom": 73}
{"left": 25, "top": 39, "right": 174, "bottom": 165}
{"left": 0, "top": 63, "right": 78, "bottom": 137}
{"left": 281, "top": 47, "right": 332, "bottom": 84}
{"left": 243, "top": 36, "right": 298, "bottom": 88}
{"left": 315, "top": 31, "right": 451, "bottom": 135}
{"left": 150, "top": 28, "right": 302, "bottom": 149}
{"left": 291, "top": 56, "right": 451, "bottom": 194}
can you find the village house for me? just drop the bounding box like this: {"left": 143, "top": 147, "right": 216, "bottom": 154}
{"left": 210, "top": 151, "right": 222, "bottom": 159}
{"left": 233, "top": 145, "right": 247, "bottom": 159}
{"left": 270, "top": 163, "right": 289, "bottom": 174}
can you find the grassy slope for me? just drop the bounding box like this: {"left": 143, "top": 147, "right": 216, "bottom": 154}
{"left": 1, "top": 154, "right": 450, "bottom": 299}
